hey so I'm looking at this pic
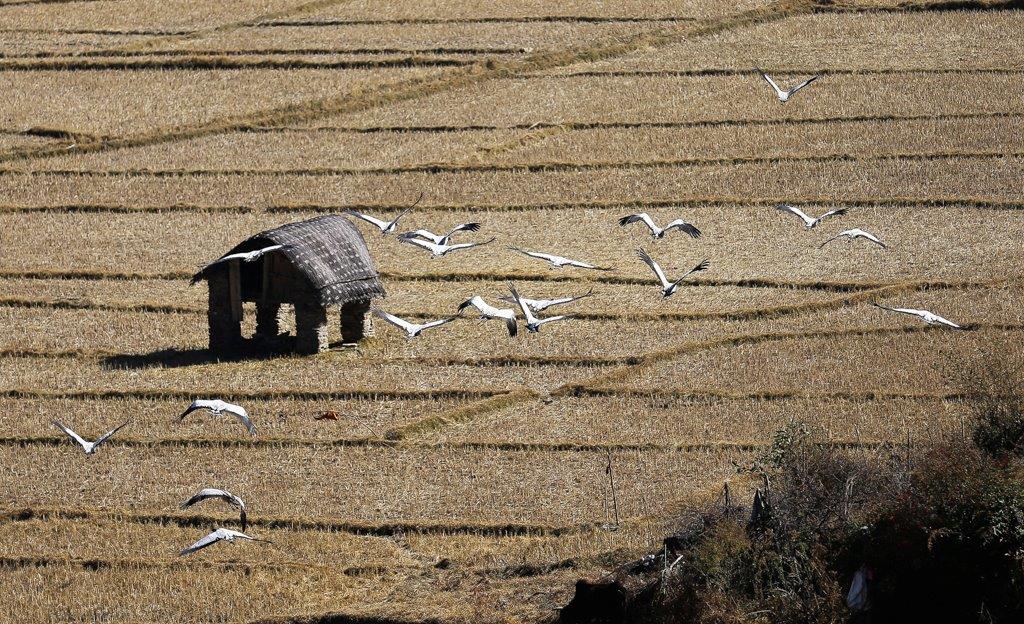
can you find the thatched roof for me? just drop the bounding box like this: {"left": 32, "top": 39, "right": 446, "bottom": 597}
{"left": 194, "top": 215, "right": 385, "bottom": 306}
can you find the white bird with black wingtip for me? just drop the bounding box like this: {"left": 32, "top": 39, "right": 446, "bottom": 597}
{"left": 871, "top": 303, "right": 964, "bottom": 329}
{"left": 819, "top": 228, "right": 887, "bottom": 250}
{"left": 179, "top": 527, "right": 272, "bottom": 557}
{"left": 403, "top": 222, "right": 481, "bottom": 246}
{"left": 776, "top": 204, "right": 847, "bottom": 229}
{"left": 180, "top": 488, "right": 249, "bottom": 531}
{"left": 346, "top": 193, "right": 422, "bottom": 235}
{"left": 506, "top": 282, "right": 573, "bottom": 333}
{"left": 398, "top": 234, "right": 496, "bottom": 258}
{"left": 458, "top": 296, "right": 518, "bottom": 337}
{"left": 757, "top": 68, "right": 822, "bottom": 103}
{"left": 51, "top": 420, "right": 129, "bottom": 455}
{"left": 508, "top": 247, "right": 611, "bottom": 271}
{"left": 372, "top": 308, "right": 460, "bottom": 339}
{"left": 636, "top": 248, "right": 710, "bottom": 298}
{"left": 618, "top": 213, "right": 701, "bottom": 240}
{"left": 192, "top": 245, "right": 284, "bottom": 284}
{"left": 179, "top": 399, "right": 256, "bottom": 437}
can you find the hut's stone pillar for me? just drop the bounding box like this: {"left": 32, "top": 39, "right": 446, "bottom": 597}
{"left": 255, "top": 302, "right": 281, "bottom": 339}
{"left": 207, "top": 270, "right": 241, "bottom": 351}
{"left": 340, "top": 300, "right": 373, "bottom": 343}
{"left": 295, "top": 302, "right": 329, "bottom": 354}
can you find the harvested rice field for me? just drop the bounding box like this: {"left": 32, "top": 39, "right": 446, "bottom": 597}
{"left": 1, "top": 0, "right": 1022, "bottom": 622}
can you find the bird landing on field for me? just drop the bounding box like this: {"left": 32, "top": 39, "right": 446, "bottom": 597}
{"left": 506, "top": 282, "right": 573, "bottom": 333}
{"left": 820, "top": 228, "right": 887, "bottom": 250}
{"left": 776, "top": 204, "right": 847, "bottom": 229}
{"left": 345, "top": 193, "right": 423, "bottom": 235}
{"left": 179, "top": 528, "right": 271, "bottom": 557}
{"left": 618, "top": 213, "right": 701, "bottom": 239}
{"left": 508, "top": 247, "right": 611, "bottom": 271}
{"left": 871, "top": 303, "right": 964, "bottom": 329}
{"left": 180, "top": 488, "right": 248, "bottom": 531}
{"left": 179, "top": 399, "right": 255, "bottom": 437}
{"left": 372, "top": 308, "right": 459, "bottom": 339}
{"left": 457, "top": 296, "right": 518, "bottom": 337}
{"left": 636, "top": 248, "right": 709, "bottom": 298}
{"left": 52, "top": 420, "right": 129, "bottom": 455}
{"left": 757, "top": 68, "right": 821, "bottom": 103}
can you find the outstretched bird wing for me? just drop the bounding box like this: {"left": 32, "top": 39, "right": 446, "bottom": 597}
{"left": 818, "top": 234, "right": 844, "bottom": 249}
{"left": 929, "top": 313, "right": 964, "bottom": 329}
{"left": 776, "top": 204, "right": 815, "bottom": 227}
{"left": 403, "top": 229, "right": 444, "bottom": 244}
{"left": 860, "top": 232, "right": 887, "bottom": 248}
{"left": 508, "top": 247, "right": 558, "bottom": 264}
{"left": 371, "top": 309, "right": 418, "bottom": 333}
{"left": 670, "top": 259, "right": 710, "bottom": 289}
{"left": 662, "top": 219, "right": 702, "bottom": 238}
{"left": 178, "top": 400, "right": 209, "bottom": 421}
{"left": 618, "top": 213, "right": 658, "bottom": 235}
{"left": 565, "top": 258, "right": 610, "bottom": 270}
{"left": 447, "top": 237, "right": 496, "bottom": 252}
{"left": 180, "top": 488, "right": 224, "bottom": 509}
{"left": 757, "top": 68, "right": 784, "bottom": 97}
{"left": 506, "top": 282, "right": 539, "bottom": 325}
{"left": 444, "top": 222, "right": 481, "bottom": 238}
{"left": 52, "top": 420, "right": 90, "bottom": 450}
{"left": 227, "top": 408, "right": 256, "bottom": 437}
{"left": 398, "top": 235, "right": 445, "bottom": 255}
{"left": 817, "top": 208, "right": 847, "bottom": 222}
{"left": 345, "top": 209, "right": 391, "bottom": 231}
{"left": 418, "top": 316, "right": 459, "bottom": 331}
{"left": 93, "top": 420, "right": 130, "bottom": 449}
{"left": 180, "top": 530, "right": 225, "bottom": 556}
{"left": 788, "top": 74, "right": 821, "bottom": 96}
{"left": 534, "top": 314, "right": 571, "bottom": 327}
{"left": 636, "top": 248, "right": 670, "bottom": 289}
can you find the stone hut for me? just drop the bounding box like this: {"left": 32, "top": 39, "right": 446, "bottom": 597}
{"left": 192, "top": 215, "right": 385, "bottom": 354}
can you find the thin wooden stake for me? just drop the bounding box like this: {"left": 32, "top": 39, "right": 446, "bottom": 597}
{"left": 605, "top": 449, "right": 619, "bottom": 529}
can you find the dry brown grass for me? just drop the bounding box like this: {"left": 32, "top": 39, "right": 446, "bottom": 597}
{"left": 544, "top": 9, "right": 1024, "bottom": 73}
{"left": 22, "top": 112, "right": 1023, "bottom": 171}
{"left": 2, "top": 207, "right": 1022, "bottom": 284}
{"left": 427, "top": 395, "right": 972, "bottom": 446}
{"left": 3, "top": 0, "right": 1024, "bottom": 621}
{"left": 0, "top": 444, "right": 747, "bottom": 525}
{"left": 0, "top": 67, "right": 444, "bottom": 136}
{"left": 332, "top": 72, "right": 1024, "bottom": 127}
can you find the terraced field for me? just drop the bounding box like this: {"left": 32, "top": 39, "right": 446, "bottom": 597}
{"left": 1, "top": 0, "right": 1022, "bottom": 622}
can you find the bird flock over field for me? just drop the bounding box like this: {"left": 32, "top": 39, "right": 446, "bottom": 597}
{"left": 51, "top": 68, "right": 967, "bottom": 560}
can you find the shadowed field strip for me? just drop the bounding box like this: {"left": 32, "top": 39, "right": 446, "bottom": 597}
{"left": 265, "top": 16, "right": 697, "bottom": 26}
{"left": 0, "top": 56, "right": 475, "bottom": 71}
{"left": 0, "top": 0, "right": 795, "bottom": 164}
{"left": 3, "top": 196, "right": 1023, "bottom": 215}
{"left": 241, "top": 111, "right": 1024, "bottom": 134}
{"left": 0, "top": 434, "right": 907, "bottom": 454}
{"left": 0, "top": 388, "right": 502, "bottom": 402}
{"left": 9, "top": 150, "right": 1022, "bottom": 177}
{"left": 546, "top": 67, "right": 1024, "bottom": 78}
{"left": 0, "top": 279, "right": 998, "bottom": 325}
{"left": 0, "top": 507, "right": 589, "bottom": 537}
{"left": 2, "top": 268, "right": 976, "bottom": 292}
{"left": 0, "top": 555, "right": 402, "bottom": 576}
{"left": 8, "top": 46, "right": 531, "bottom": 59}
